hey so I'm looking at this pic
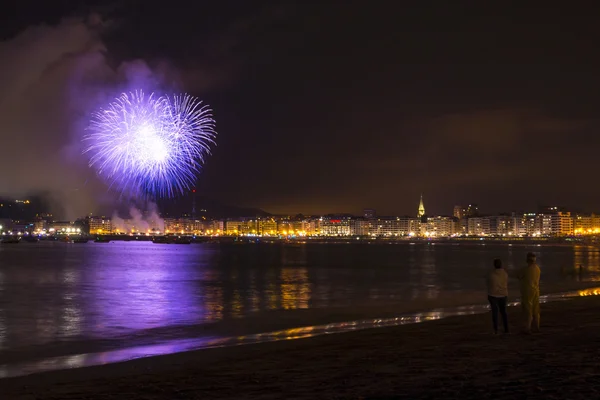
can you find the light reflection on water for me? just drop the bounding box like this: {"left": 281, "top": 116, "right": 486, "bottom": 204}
{"left": 1, "top": 286, "right": 599, "bottom": 379}
{"left": 0, "top": 241, "right": 600, "bottom": 376}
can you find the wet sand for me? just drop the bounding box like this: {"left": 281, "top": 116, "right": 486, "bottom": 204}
{"left": 3, "top": 295, "right": 600, "bottom": 399}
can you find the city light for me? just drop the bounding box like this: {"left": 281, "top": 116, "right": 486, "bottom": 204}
{"left": 2, "top": 197, "right": 600, "bottom": 241}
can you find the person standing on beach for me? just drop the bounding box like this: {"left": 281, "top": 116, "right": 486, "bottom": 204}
{"left": 517, "top": 252, "right": 541, "bottom": 333}
{"left": 487, "top": 259, "right": 509, "bottom": 334}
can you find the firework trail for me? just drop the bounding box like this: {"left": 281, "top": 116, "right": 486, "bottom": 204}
{"left": 83, "top": 90, "right": 216, "bottom": 198}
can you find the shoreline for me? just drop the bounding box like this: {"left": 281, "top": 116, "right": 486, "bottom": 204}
{"left": 3, "top": 290, "right": 600, "bottom": 398}
{"left": 7, "top": 236, "right": 600, "bottom": 246}
{"left": 0, "top": 280, "right": 597, "bottom": 374}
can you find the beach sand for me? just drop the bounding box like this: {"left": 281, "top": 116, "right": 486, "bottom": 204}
{"left": 2, "top": 295, "right": 600, "bottom": 399}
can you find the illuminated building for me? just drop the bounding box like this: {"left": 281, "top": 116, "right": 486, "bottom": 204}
{"left": 321, "top": 217, "right": 352, "bottom": 236}
{"left": 452, "top": 206, "right": 469, "bottom": 235}
{"left": 50, "top": 221, "right": 74, "bottom": 232}
{"left": 551, "top": 212, "right": 573, "bottom": 236}
{"left": 417, "top": 194, "right": 425, "bottom": 218}
{"left": 88, "top": 217, "right": 112, "bottom": 234}
{"left": 403, "top": 217, "right": 420, "bottom": 235}
{"left": 180, "top": 218, "right": 196, "bottom": 233}
{"left": 277, "top": 220, "right": 293, "bottom": 235}
{"left": 574, "top": 214, "right": 594, "bottom": 235}
{"left": 257, "top": 218, "right": 277, "bottom": 236}
{"left": 512, "top": 213, "right": 537, "bottom": 236}
{"left": 225, "top": 220, "right": 244, "bottom": 235}
{"left": 193, "top": 219, "right": 205, "bottom": 233}
{"left": 313, "top": 218, "right": 322, "bottom": 235}
{"left": 162, "top": 218, "right": 203, "bottom": 234}
{"left": 574, "top": 214, "right": 592, "bottom": 231}
{"left": 593, "top": 214, "right": 600, "bottom": 233}
{"left": 352, "top": 218, "right": 370, "bottom": 236}
{"left": 425, "top": 216, "right": 457, "bottom": 237}
{"left": 206, "top": 220, "right": 224, "bottom": 235}
{"left": 453, "top": 205, "right": 466, "bottom": 219}
{"left": 535, "top": 214, "right": 552, "bottom": 236}
{"left": 163, "top": 218, "right": 177, "bottom": 233}
{"left": 33, "top": 218, "right": 48, "bottom": 232}
{"left": 467, "top": 217, "right": 490, "bottom": 236}
{"left": 489, "top": 215, "right": 514, "bottom": 236}
{"left": 369, "top": 217, "right": 402, "bottom": 236}
{"left": 240, "top": 220, "right": 257, "bottom": 235}
{"left": 302, "top": 219, "right": 319, "bottom": 235}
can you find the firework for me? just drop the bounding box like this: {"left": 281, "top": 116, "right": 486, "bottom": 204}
{"left": 84, "top": 90, "right": 216, "bottom": 198}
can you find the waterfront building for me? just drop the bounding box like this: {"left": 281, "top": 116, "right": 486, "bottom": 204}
{"left": 87, "top": 217, "right": 111, "bottom": 234}
{"left": 352, "top": 218, "right": 370, "bottom": 236}
{"left": 369, "top": 217, "right": 402, "bottom": 237}
{"left": 163, "top": 218, "right": 178, "bottom": 233}
{"left": 534, "top": 214, "right": 552, "bottom": 236}
{"left": 206, "top": 220, "right": 224, "bottom": 235}
{"left": 292, "top": 220, "right": 306, "bottom": 234}
{"left": 417, "top": 195, "right": 425, "bottom": 218}
{"left": 313, "top": 218, "right": 323, "bottom": 235}
{"left": 512, "top": 213, "right": 536, "bottom": 236}
{"left": 551, "top": 212, "right": 573, "bottom": 236}
{"left": 489, "top": 215, "right": 513, "bottom": 236}
{"left": 192, "top": 219, "right": 205, "bottom": 233}
{"left": 593, "top": 214, "right": 600, "bottom": 233}
{"left": 321, "top": 217, "right": 352, "bottom": 236}
{"left": 277, "top": 220, "right": 293, "bottom": 235}
{"left": 467, "top": 217, "right": 490, "bottom": 236}
{"left": 399, "top": 217, "right": 419, "bottom": 236}
{"left": 225, "top": 220, "right": 245, "bottom": 235}
{"left": 425, "top": 216, "right": 456, "bottom": 237}
{"left": 256, "top": 218, "right": 277, "bottom": 236}
{"left": 180, "top": 218, "right": 196, "bottom": 234}
{"left": 33, "top": 218, "right": 47, "bottom": 232}
{"left": 574, "top": 214, "right": 593, "bottom": 235}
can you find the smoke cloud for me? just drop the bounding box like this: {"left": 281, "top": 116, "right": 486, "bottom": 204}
{"left": 0, "top": 15, "right": 177, "bottom": 220}
{"left": 110, "top": 203, "right": 164, "bottom": 233}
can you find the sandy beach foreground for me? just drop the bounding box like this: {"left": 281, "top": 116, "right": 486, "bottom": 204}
{"left": 3, "top": 295, "right": 600, "bottom": 399}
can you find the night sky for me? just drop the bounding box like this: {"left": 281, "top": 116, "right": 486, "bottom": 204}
{"left": 1, "top": 1, "right": 599, "bottom": 218}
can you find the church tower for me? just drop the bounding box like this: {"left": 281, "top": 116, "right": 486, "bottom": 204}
{"left": 417, "top": 194, "right": 425, "bottom": 218}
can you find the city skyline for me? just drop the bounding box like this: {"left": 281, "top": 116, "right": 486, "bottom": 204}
{"left": 2, "top": 192, "right": 600, "bottom": 239}
{"left": 2, "top": 192, "right": 600, "bottom": 223}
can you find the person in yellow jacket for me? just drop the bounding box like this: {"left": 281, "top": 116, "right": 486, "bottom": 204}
{"left": 516, "top": 252, "right": 541, "bottom": 333}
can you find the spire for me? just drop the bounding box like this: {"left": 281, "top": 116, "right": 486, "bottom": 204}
{"left": 418, "top": 194, "right": 425, "bottom": 218}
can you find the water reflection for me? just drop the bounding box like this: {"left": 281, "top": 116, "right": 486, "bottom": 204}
{"left": 1, "top": 241, "right": 599, "bottom": 373}
{"left": 85, "top": 248, "right": 198, "bottom": 335}
{"left": 280, "top": 267, "right": 311, "bottom": 310}
{"left": 578, "top": 288, "right": 600, "bottom": 296}
{"left": 3, "top": 286, "right": 599, "bottom": 380}
{"left": 569, "top": 246, "right": 600, "bottom": 282}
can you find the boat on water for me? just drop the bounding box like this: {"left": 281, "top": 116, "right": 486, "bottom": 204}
{"left": 152, "top": 236, "right": 192, "bottom": 244}
{"left": 73, "top": 237, "right": 89, "bottom": 243}
{"left": 152, "top": 236, "right": 170, "bottom": 244}
{"left": 22, "top": 236, "right": 39, "bottom": 243}
{"left": 94, "top": 236, "right": 111, "bottom": 243}
{"left": 1, "top": 237, "right": 21, "bottom": 244}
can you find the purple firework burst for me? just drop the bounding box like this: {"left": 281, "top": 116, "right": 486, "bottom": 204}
{"left": 83, "top": 90, "right": 216, "bottom": 198}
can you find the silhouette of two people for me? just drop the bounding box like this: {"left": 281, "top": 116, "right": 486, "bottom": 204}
{"left": 486, "top": 252, "right": 541, "bottom": 334}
